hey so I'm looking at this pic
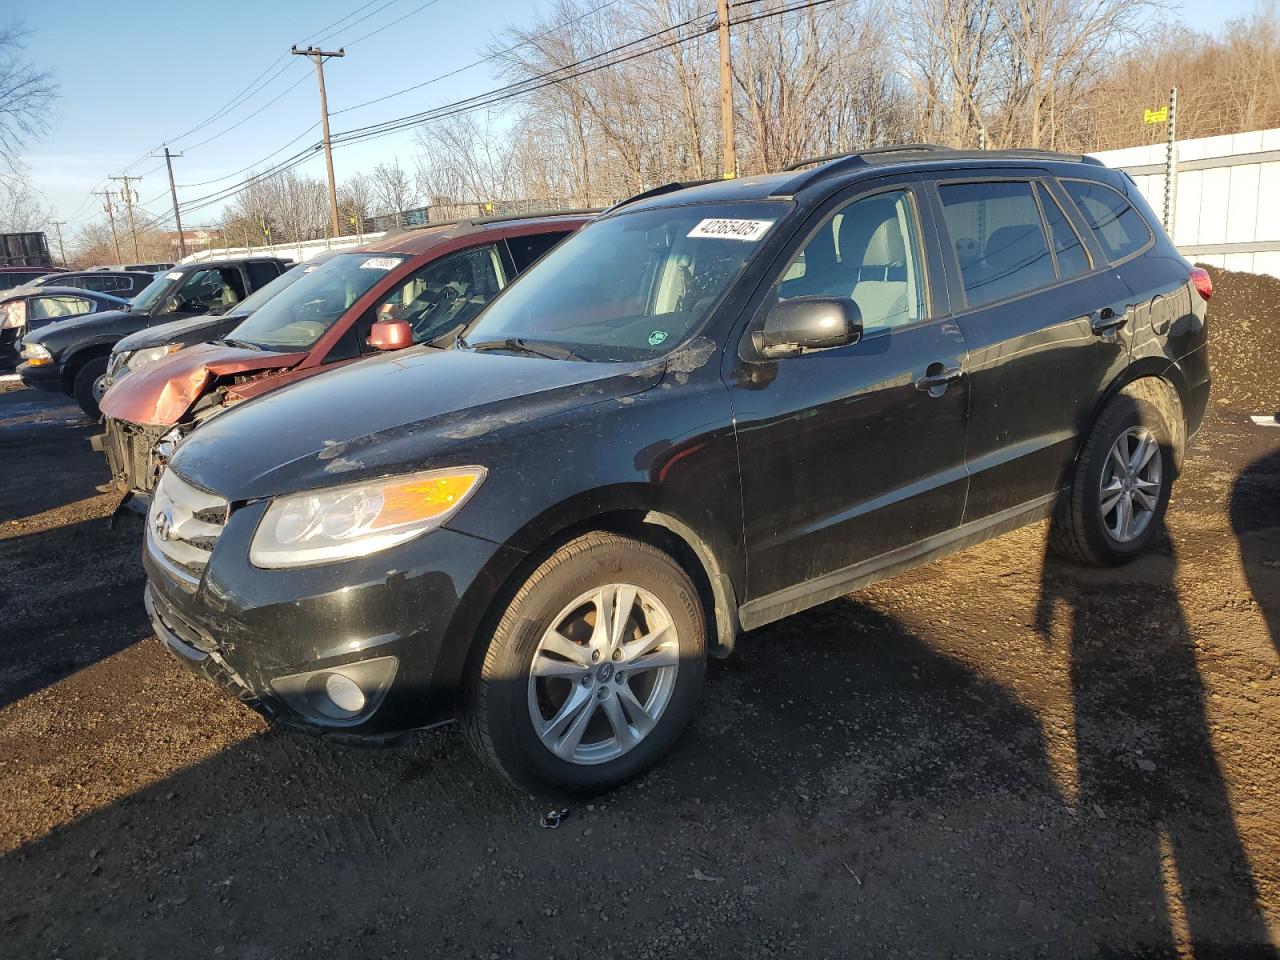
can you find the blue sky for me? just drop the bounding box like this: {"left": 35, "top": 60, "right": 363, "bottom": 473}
{"left": 16, "top": 0, "right": 1264, "bottom": 233}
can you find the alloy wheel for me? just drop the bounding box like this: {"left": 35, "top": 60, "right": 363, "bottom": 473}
{"left": 1099, "top": 425, "right": 1162, "bottom": 543}
{"left": 527, "top": 584, "right": 680, "bottom": 765}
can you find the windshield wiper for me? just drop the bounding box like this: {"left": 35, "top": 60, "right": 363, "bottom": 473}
{"left": 218, "top": 337, "right": 261, "bottom": 351}
{"left": 468, "top": 337, "right": 582, "bottom": 361}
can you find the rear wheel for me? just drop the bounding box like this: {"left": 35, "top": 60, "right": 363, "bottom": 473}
{"left": 1050, "top": 393, "right": 1176, "bottom": 566}
{"left": 463, "top": 532, "right": 707, "bottom": 796}
{"left": 72, "top": 356, "right": 110, "bottom": 419}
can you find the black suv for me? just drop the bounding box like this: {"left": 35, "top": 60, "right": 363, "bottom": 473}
{"left": 141, "top": 146, "right": 1210, "bottom": 795}
{"left": 17, "top": 257, "right": 289, "bottom": 417}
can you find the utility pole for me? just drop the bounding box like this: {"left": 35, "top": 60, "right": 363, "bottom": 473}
{"left": 109, "top": 174, "right": 143, "bottom": 260}
{"left": 48, "top": 220, "right": 67, "bottom": 265}
{"left": 292, "top": 44, "right": 345, "bottom": 238}
{"left": 154, "top": 146, "right": 187, "bottom": 259}
{"left": 93, "top": 190, "right": 123, "bottom": 263}
{"left": 1164, "top": 85, "right": 1178, "bottom": 235}
{"left": 716, "top": 0, "right": 735, "bottom": 180}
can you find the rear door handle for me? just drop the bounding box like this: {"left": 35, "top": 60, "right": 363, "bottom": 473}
{"left": 1090, "top": 304, "right": 1129, "bottom": 334}
{"left": 915, "top": 365, "right": 964, "bottom": 395}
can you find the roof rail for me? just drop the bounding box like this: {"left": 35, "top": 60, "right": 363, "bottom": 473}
{"left": 384, "top": 208, "right": 602, "bottom": 238}
{"left": 776, "top": 144, "right": 1104, "bottom": 195}
{"left": 602, "top": 179, "right": 717, "bottom": 215}
{"left": 783, "top": 143, "right": 952, "bottom": 171}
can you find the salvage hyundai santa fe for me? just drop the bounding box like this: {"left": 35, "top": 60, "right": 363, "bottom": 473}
{"left": 142, "top": 146, "right": 1211, "bottom": 794}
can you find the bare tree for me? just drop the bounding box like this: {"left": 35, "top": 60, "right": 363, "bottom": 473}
{"left": 338, "top": 172, "right": 375, "bottom": 235}
{"left": 0, "top": 168, "right": 49, "bottom": 231}
{"left": 369, "top": 158, "right": 419, "bottom": 222}
{"left": 0, "top": 21, "right": 57, "bottom": 167}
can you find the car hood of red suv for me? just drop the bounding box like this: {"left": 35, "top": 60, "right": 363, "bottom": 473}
{"left": 99, "top": 341, "right": 309, "bottom": 426}
{"left": 166, "top": 345, "right": 668, "bottom": 502}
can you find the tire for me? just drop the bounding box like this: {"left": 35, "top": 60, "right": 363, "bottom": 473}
{"left": 72, "top": 356, "right": 110, "bottom": 419}
{"left": 463, "top": 532, "right": 707, "bottom": 796}
{"left": 1049, "top": 392, "right": 1176, "bottom": 566}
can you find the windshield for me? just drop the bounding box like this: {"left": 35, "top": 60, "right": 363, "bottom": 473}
{"left": 229, "top": 252, "right": 409, "bottom": 350}
{"left": 130, "top": 272, "right": 181, "bottom": 313}
{"left": 465, "top": 201, "right": 784, "bottom": 361}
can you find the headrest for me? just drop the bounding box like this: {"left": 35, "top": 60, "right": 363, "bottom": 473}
{"left": 985, "top": 225, "right": 1043, "bottom": 271}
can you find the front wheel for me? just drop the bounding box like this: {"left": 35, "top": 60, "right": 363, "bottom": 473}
{"left": 1050, "top": 393, "right": 1176, "bottom": 566}
{"left": 463, "top": 532, "right": 707, "bottom": 796}
{"left": 73, "top": 356, "right": 110, "bottom": 419}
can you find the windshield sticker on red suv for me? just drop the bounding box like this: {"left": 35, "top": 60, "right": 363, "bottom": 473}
{"left": 360, "top": 257, "right": 401, "bottom": 270}
{"left": 687, "top": 219, "right": 774, "bottom": 242}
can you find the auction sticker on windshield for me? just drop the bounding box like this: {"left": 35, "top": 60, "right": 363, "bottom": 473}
{"left": 687, "top": 219, "right": 774, "bottom": 242}
{"left": 360, "top": 257, "right": 401, "bottom": 270}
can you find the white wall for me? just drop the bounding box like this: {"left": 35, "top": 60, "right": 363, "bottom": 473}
{"left": 1091, "top": 129, "right": 1280, "bottom": 278}
{"left": 178, "top": 231, "right": 387, "bottom": 265}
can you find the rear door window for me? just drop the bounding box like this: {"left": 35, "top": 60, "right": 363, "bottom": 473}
{"left": 30, "top": 296, "right": 95, "bottom": 320}
{"left": 246, "top": 260, "right": 282, "bottom": 290}
{"left": 507, "top": 231, "right": 573, "bottom": 273}
{"left": 1035, "top": 183, "right": 1090, "bottom": 278}
{"left": 938, "top": 180, "right": 1056, "bottom": 308}
{"left": 1060, "top": 180, "right": 1152, "bottom": 263}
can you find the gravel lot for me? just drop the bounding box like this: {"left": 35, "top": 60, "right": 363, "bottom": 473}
{"left": 1, "top": 269, "right": 1278, "bottom": 959}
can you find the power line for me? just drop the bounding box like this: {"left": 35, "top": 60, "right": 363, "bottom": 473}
{"left": 161, "top": 0, "right": 848, "bottom": 225}
{"left": 345, "top": 0, "right": 439, "bottom": 47}
{"left": 330, "top": 0, "right": 621, "bottom": 117}
{"left": 317, "top": 0, "right": 402, "bottom": 45}
{"left": 172, "top": 9, "right": 723, "bottom": 219}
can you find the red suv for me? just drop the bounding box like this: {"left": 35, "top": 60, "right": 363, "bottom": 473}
{"left": 97, "top": 213, "right": 591, "bottom": 499}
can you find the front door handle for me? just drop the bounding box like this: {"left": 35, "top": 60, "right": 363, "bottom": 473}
{"left": 1090, "top": 304, "right": 1130, "bottom": 335}
{"left": 915, "top": 364, "right": 963, "bottom": 396}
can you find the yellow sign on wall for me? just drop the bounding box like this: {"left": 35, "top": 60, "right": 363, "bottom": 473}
{"left": 1144, "top": 106, "right": 1169, "bottom": 125}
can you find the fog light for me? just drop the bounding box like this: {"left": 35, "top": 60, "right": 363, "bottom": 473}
{"left": 324, "top": 672, "right": 366, "bottom": 715}
{"left": 269, "top": 655, "right": 398, "bottom": 726}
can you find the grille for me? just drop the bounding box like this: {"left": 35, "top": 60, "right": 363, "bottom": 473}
{"left": 147, "top": 469, "right": 229, "bottom": 591}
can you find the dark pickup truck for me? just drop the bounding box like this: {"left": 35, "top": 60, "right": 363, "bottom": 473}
{"left": 17, "top": 257, "right": 290, "bottom": 417}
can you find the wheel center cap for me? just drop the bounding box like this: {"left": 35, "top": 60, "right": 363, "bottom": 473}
{"left": 597, "top": 662, "right": 615, "bottom": 683}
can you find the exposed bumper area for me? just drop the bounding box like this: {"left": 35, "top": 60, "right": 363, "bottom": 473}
{"left": 98, "top": 417, "right": 168, "bottom": 495}
{"left": 143, "top": 504, "right": 524, "bottom": 739}
{"left": 17, "top": 360, "right": 62, "bottom": 392}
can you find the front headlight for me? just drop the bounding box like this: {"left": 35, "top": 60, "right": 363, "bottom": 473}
{"left": 21, "top": 341, "right": 51, "bottom": 362}
{"left": 120, "top": 342, "right": 181, "bottom": 377}
{"left": 249, "top": 466, "right": 486, "bottom": 568}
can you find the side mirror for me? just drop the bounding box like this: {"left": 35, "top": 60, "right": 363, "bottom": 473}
{"left": 367, "top": 318, "right": 412, "bottom": 351}
{"left": 753, "top": 296, "right": 861, "bottom": 359}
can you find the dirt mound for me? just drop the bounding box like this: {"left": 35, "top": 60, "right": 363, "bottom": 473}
{"left": 1199, "top": 265, "right": 1280, "bottom": 415}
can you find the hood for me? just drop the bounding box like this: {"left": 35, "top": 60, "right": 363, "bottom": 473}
{"left": 23, "top": 309, "right": 136, "bottom": 349}
{"left": 169, "top": 346, "right": 664, "bottom": 501}
{"left": 99, "top": 340, "right": 307, "bottom": 426}
{"left": 114, "top": 313, "right": 248, "bottom": 354}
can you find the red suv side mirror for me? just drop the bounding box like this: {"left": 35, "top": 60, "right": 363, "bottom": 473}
{"left": 368, "top": 319, "right": 412, "bottom": 351}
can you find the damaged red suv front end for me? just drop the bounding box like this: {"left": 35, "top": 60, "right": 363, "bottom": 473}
{"left": 95, "top": 213, "right": 592, "bottom": 501}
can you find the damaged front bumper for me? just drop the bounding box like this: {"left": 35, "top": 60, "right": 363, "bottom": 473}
{"left": 93, "top": 418, "right": 178, "bottom": 498}
{"left": 143, "top": 499, "right": 524, "bottom": 739}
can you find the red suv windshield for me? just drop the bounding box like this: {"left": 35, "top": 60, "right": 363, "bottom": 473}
{"left": 230, "top": 253, "right": 409, "bottom": 351}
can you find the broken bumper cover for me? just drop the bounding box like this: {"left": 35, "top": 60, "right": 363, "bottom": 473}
{"left": 98, "top": 417, "right": 169, "bottom": 496}
{"left": 144, "top": 500, "right": 524, "bottom": 738}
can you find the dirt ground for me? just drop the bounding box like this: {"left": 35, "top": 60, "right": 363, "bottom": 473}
{"left": 1, "top": 269, "right": 1278, "bottom": 959}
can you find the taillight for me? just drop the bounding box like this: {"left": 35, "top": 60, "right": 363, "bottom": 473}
{"left": 1190, "top": 266, "right": 1213, "bottom": 301}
